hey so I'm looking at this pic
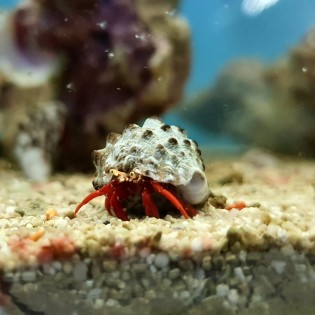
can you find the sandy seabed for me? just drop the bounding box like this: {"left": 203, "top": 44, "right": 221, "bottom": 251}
{"left": 1, "top": 152, "right": 315, "bottom": 315}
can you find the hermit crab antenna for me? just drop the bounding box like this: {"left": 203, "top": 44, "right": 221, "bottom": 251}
{"left": 150, "top": 181, "right": 190, "bottom": 219}
{"left": 74, "top": 182, "right": 112, "bottom": 216}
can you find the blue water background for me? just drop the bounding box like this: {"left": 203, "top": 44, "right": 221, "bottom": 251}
{"left": 180, "top": 0, "right": 315, "bottom": 95}
{"left": 2, "top": 0, "right": 315, "bottom": 147}
{"left": 0, "top": 0, "right": 17, "bottom": 8}
{"left": 168, "top": 0, "right": 315, "bottom": 147}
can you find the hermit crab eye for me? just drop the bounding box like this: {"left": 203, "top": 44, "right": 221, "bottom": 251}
{"left": 109, "top": 169, "right": 114, "bottom": 174}
{"left": 129, "top": 171, "right": 137, "bottom": 179}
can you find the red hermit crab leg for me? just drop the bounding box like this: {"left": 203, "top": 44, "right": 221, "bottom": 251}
{"left": 183, "top": 202, "right": 198, "bottom": 217}
{"left": 108, "top": 181, "right": 134, "bottom": 219}
{"left": 142, "top": 187, "right": 160, "bottom": 218}
{"left": 105, "top": 186, "right": 115, "bottom": 216}
{"left": 74, "top": 182, "right": 112, "bottom": 216}
{"left": 150, "top": 181, "right": 190, "bottom": 219}
{"left": 109, "top": 191, "right": 129, "bottom": 221}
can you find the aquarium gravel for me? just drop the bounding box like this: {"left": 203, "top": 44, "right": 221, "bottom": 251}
{"left": 1, "top": 154, "right": 315, "bottom": 315}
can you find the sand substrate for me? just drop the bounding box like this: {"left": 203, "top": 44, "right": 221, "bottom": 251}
{"left": 1, "top": 152, "right": 315, "bottom": 315}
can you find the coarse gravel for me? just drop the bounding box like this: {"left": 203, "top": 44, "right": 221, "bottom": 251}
{"left": 1, "top": 153, "right": 315, "bottom": 315}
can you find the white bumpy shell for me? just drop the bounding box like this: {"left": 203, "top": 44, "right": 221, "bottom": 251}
{"left": 92, "top": 117, "right": 210, "bottom": 205}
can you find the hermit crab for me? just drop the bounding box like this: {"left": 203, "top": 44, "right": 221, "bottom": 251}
{"left": 75, "top": 117, "right": 210, "bottom": 220}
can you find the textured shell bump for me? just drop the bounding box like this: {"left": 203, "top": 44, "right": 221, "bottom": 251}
{"left": 92, "top": 117, "right": 210, "bottom": 205}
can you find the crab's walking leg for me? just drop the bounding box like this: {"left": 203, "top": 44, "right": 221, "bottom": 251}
{"left": 74, "top": 182, "right": 112, "bottom": 216}
{"left": 110, "top": 191, "right": 129, "bottom": 221}
{"left": 150, "top": 182, "right": 190, "bottom": 219}
{"left": 142, "top": 187, "right": 160, "bottom": 218}
{"left": 105, "top": 187, "right": 114, "bottom": 216}
{"left": 181, "top": 200, "right": 198, "bottom": 217}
